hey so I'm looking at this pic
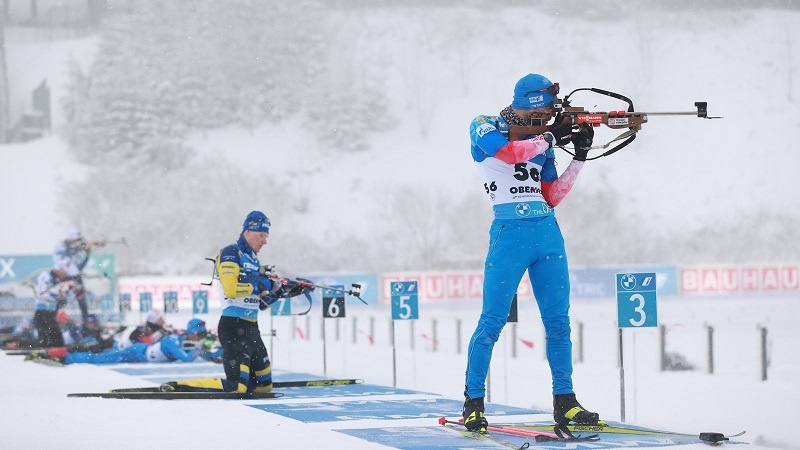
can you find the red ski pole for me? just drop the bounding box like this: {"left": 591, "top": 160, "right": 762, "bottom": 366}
{"left": 438, "top": 417, "right": 560, "bottom": 439}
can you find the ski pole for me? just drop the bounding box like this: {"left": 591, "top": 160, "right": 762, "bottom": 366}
{"left": 438, "top": 417, "right": 560, "bottom": 439}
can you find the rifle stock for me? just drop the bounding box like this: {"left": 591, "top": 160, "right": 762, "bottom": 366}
{"left": 507, "top": 108, "right": 648, "bottom": 142}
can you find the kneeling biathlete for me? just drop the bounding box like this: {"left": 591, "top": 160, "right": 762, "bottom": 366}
{"left": 160, "top": 210, "right": 312, "bottom": 393}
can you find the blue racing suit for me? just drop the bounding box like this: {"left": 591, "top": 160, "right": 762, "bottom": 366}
{"left": 64, "top": 334, "right": 203, "bottom": 364}
{"left": 53, "top": 241, "right": 90, "bottom": 278}
{"left": 218, "top": 234, "right": 266, "bottom": 320}
{"left": 465, "top": 114, "right": 576, "bottom": 398}
{"left": 213, "top": 234, "right": 272, "bottom": 392}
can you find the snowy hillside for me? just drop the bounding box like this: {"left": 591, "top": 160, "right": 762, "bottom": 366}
{"left": 1, "top": 4, "right": 799, "bottom": 273}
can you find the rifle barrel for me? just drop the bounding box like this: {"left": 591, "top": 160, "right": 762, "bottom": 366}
{"left": 632, "top": 111, "right": 699, "bottom": 116}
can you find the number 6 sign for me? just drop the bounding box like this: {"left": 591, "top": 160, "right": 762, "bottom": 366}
{"left": 616, "top": 272, "right": 657, "bottom": 328}
{"left": 322, "top": 286, "right": 346, "bottom": 319}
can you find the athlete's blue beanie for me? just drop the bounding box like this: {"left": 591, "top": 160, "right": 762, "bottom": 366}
{"left": 186, "top": 319, "right": 207, "bottom": 335}
{"left": 242, "top": 210, "right": 270, "bottom": 234}
{"left": 511, "top": 73, "right": 557, "bottom": 110}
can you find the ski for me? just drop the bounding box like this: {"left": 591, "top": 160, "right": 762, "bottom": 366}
{"left": 511, "top": 422, "right": 691, "bottom": 436}
{"left": 26, "top": 356, "right": 65, "bottom": 367}
{"left": 438, "top": 417, "right": 596, "bottom": 442}
{"left": 273, "top": 378, "right": 363, "bottom": 388}
{"left": 699, "top": 431, "right": 747, "bottom": 444}
{"left": 1, "top": 344, "right": 50, "bottom": 351}
{"left": 6, "top": 350, "right": 38, "bottom": 356}
{"left": 67, "top": 391, "right": 284, "bottom": 400}
{"left": 497, "top": 422, "right": 745, "bottom": 444}
{"left": 441, "top": 423, "right": 530, "bottom": 449}
{"left": 110, "top": 378, "right": 363, "bottom": 393}
{"left": 12, "top": 347, "right": 102, "bottom": 356}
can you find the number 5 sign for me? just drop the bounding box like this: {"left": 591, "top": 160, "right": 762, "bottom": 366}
{"left": 390, "top": 281, "right": 418, "bottom": 320}
{"left": 616, "top": 272, "right": 657, "bottom": 328}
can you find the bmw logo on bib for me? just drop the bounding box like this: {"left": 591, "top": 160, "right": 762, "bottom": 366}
{"left": 515, "top": 202, "right": 531, "bottom": 217}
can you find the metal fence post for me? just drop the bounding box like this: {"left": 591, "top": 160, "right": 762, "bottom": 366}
{"left": 432, "top": 319, "right": 438, "bottom": 352}
{"left": 456, "top": 319, "right": 462, "bottom": 354}
{"left": 760, "top": 326, "right": 768, "bottom": 381}
{"left": 706, "top": 324, "right": 714, "bottom": 375}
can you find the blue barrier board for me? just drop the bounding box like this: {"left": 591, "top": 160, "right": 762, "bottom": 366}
{"left": 112, "top": 366, "right": 319, "bottom": 380}
{"left": 109, "top": 366, "right": 421, "bottom": 398}
{"left": 337, "top": 426, "right": 501, "bottom": 450}
{"left": 249, "top": 398, "right": 538, "bottom": 422}
{"left": 110, "top": 362, "right": 223, "bottom": 376}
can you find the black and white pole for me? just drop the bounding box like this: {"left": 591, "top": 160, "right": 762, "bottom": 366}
{"left": 266, "top": 296, "right": 292, "bottom": 368}
{"left": 322, "top": 286, "right": 346, "bottom": 377}
{"left": 269, "top": 313, "right": 275, "bottom": 365}
{"left": 390, "top": 281, "right": 418, "bottom": 388}
{"left": 615, "top": 272, "right": 658, "bottom": 423}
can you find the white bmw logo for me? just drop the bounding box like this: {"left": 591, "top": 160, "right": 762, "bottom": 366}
{"left": 620, "top": 274, "right": 637, "bottom": 290}
{"left": 515, "top": 203, "right": 531, "bottom": 217}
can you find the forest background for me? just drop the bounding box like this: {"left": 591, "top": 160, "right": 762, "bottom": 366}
{"left": 2, "top": 0, "right": 798, "bottom": 276}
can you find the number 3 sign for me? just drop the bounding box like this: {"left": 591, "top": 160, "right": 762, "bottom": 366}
{"left": 616, "top": 272, "right": 657, "bottom": 328}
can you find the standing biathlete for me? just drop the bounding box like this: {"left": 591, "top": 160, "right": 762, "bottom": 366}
{"left": 53, "top": 229, "right": 98, "bottom": 322}
{"left": 462, "top": 73, "right": 601, "bottom": 432}
{"left": 33, "top": 264, "right": 74, "bottom": 348}
{"left": 160, "top": 210, "right": 310, "bottom": 393}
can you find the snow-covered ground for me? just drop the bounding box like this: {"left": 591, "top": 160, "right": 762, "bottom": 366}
{"left": 1, "top": 294, "right": 795, "bottom": 449}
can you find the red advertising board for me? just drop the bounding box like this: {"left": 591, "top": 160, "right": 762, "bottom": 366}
{"left": 380, "top": 271, "right": 533, "bottom": 303}
{"left": 680, "top": 264, "right": 800, "bottom": 294}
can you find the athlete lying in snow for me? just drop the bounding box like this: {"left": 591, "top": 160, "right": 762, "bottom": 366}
{"left": 26, "top": 319, "right": 221, "bottom": 364}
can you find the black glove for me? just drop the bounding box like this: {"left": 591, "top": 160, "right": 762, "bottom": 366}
{"left": 571, "top": 125, "right": 594, "bottom": 161}
{"left": 282, "top": 278, "right": 315, "bottom": 298}
{"left": 545, "top": 118, "right": 572, "bottom": 147}
{"left": 257, "top": 276, "right": 283, "bottom": 298}
{"left": 258, "top": 289, "right": 279, "bottom": 310}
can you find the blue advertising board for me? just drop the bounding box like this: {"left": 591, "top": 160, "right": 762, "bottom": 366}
{"left": 0, "top": 255, "right": 52, "bottom": 285}
{"left": 570, "top": 266, "right": 677, "bottom": 298}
